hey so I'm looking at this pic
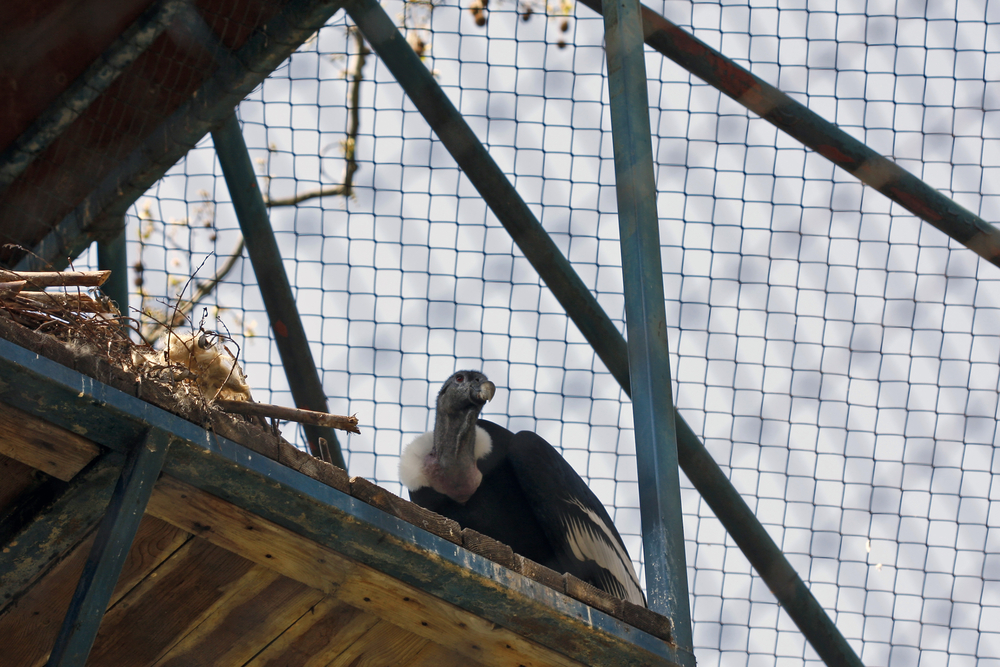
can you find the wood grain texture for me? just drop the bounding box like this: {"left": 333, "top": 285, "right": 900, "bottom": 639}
{"left": 86, "top": 536, "right": 257, "bottom": 667}
{"left": 0, "top": 515, "right": 189, "bottom": 667}
{"left": 152, "top": 569, "right": 325, "bottom": 667}
{"left": 327, "top": 620, "right": 429, "bottom": 667}
{"left": 350, "top": 475, "right": 461, "bottom": 545}
{"left": 0, "top": 400, "right": 100, "bottom": 481}
{"left": 246, "top": 597, "right": 380, "bottom": 667}
{"left": 149, "top": 475, "right": 586, "bottom": 667}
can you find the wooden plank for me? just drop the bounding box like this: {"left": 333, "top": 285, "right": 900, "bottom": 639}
{"left": 86, "top": 536, "right": 257, "bottom": 666}
{"left": 327, "top": 620, "right": 429, "bottom": 667}
{"left": 147, "top": 475, "right": 587, "bottom": 667}
{"left": 0, "top": 515, "right": 190, "bottom": 667}
{"left": 406, "top": 641, "right": 488, "bottom": 667}
{"left": 153, "top": 570, "right": 326, "bottom": 667}
{"left": 0, "top": 400, "right": 100, "bottom": 481}
{"left": 246, "top": 597, "right": 380, "bottom": 667}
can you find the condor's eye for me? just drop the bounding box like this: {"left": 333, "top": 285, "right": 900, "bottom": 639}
{"left": 454, "top": 374, "right": 465, "bottom": 383}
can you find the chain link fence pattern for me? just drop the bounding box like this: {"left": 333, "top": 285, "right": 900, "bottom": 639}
{"left": 75, "top": 2, "right": 1000, "bottom": 665}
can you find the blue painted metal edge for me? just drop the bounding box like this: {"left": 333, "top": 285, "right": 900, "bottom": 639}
{"left": 0, "top": 0, "right": 190, "bottom": 194}
{"left": 601, "top": 0, "right": 692, "bottom": 648}
{"left": 16, "top": 0, "right": 348, "bottom": 272}
{"left": 0, "top": 336, "right": 687, "bottom": 666}
{"left": 339, "top": 3, "right": 863, "bottom": 665}
{"left": 212, "top": 114, "right": 346, "bottom": 467}
{"left": 47, "top": 430, "right": 171, "bottom": 667}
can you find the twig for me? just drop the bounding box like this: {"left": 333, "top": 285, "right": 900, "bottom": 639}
{"left": 265, "top": 28, "right": 367, "bottom": 208}
{"left": 0, "top": 280, "right": 26, "bottom": 297}
{"left": 0, "top": 270, "right": 111, "bottom": 288}
{"left": 215, "top": 400, "right": 361, "bottom": 434}
{"left": 16, "top": 291, "right": 109, "bottom": 314}
{"left": 143, "top": 238, "right": 246, "bottom": 344}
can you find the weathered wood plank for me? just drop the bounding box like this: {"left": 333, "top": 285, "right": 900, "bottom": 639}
{"left": 148, "top": 475, "right": 587, "bottom": 667}
{"left": 327, "top": 620, "right": 429, "bottom": 667}
{"left": 0, "top": 401, "right": 100, "bottom": 481}
{"left": 86, "top": 536, "right": 257, "bottom": 666}
{"left": 0, "top": 515, "right": 190, "bottom": 667}
{"left": 245, "top": 597, "right": 380, "bottom": 667}
{"left": 153, "top": 569, "right": 325, "bottom": 667}
{"left": 350, "top": 475, "right": 461, "bottom": 545}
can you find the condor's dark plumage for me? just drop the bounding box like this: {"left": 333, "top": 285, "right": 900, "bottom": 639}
{"left": 400, "top": 370, "right": 645, "bottom": 606}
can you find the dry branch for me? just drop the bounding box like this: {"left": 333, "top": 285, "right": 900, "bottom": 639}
{"left": 15, "top": 291, "right": 111, "bottom": 314}
{"left": 0, "top": 281, "right": 26, "bottom": 297}
{"left": 0, "top": 269, "right": 111, "bottom": 288}
{"left": 265, "top": 29, "right": 367, "bottom": 208}
{"left": 215, "top": 400, "right": 361, "bottom": 434}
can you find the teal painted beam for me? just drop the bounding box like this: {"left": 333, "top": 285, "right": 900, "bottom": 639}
{"left": 211, "top": 114, "right": 346, "bottom": 469}
{"left": 47, "top": 430, "right": 171, "bottom": 667}
{"left": 601, "top": 0, "right": 692, "bottom": 647}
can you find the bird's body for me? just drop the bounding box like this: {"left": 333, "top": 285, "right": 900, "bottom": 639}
{"left": 400, "top": 371, "right": 646, "bottom": 606}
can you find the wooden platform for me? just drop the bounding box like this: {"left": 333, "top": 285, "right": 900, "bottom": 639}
{"left": 0, "top": 320, "right": 691, "bottom": 667}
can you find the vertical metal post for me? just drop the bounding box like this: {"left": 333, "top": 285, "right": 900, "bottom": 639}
{"left": 47, "top": 430, "right": 171, "bottom": 667}
{"left": 97, "top": 218, "right": 129, "bottom": 318}
{"left": 601, "top": 0, "right": 692, "bottom": 648}
{"left": 211, "top": 113, "right": 347, "bottom": 469}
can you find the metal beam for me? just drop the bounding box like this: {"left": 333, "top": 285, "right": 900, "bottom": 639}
{"left": 342, "top": 3, "right": 863, "bottom": 665}
{"left": 211, "top": 114, "right": 346, "bottom": 468}
{"left": 578, "top": 0, "right": 1000, "bottom": 271}
{"left": 0, "top": 0, "right": 189, "bottom": 194}
{"left": 16, "top": 0, "right": 348, "bottom": 272}
{"left": 601, "top": 0, "right": 692, "bottom": 647}
{"left": 47, "top": 430, "right": 171, "bottom": 667}
{"left": 97, "top": 218, "right": 129, "bottom": 318}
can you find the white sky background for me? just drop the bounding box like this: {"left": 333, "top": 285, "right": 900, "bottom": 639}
{"left": 84, "top": 1, "right": 1000, "bottom": 665}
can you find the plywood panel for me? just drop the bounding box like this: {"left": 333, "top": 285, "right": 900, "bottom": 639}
{"left": 0, "top": 515, "right": 190, "bottom": 667}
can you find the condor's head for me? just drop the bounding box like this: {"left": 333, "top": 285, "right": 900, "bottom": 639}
{"left": 401, "top": 371, "right": 495, "bottom": 504}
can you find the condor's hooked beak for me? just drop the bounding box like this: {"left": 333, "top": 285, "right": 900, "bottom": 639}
{"left": 475, "top": 380, "right": 496, "bottom": 405}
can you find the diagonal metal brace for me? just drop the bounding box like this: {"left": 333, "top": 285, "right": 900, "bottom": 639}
{"left": 46, "top": 429, "right": 172, "bottom": 667}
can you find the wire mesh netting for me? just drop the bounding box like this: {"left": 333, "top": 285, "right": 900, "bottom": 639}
{"left": 71, "top": 1, "right": 1000, "bottom": 665}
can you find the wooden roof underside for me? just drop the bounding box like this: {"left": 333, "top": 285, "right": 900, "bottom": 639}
{"left": 0, "top": 0, "right": 342, "bottom": 269}
{"left": 0, "top": 319, "right": 685, "bottom": 667}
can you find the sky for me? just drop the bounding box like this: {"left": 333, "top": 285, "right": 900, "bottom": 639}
{"left": 85, "top": 1, "right": 1000, "bottom": 665}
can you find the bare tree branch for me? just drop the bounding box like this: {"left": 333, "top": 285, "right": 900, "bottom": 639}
{"left": 265, "top": 28, "right": 367, "bottom": 208}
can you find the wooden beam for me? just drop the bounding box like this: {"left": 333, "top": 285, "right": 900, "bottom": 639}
{"left": 327, "top": 620, "right": 429, "bottom": 667}
{"left": 146, "top": 475, "right": 588, "bottom": 667}
{"left": 0, "top": 401, "right": 100, "bottom": 481}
